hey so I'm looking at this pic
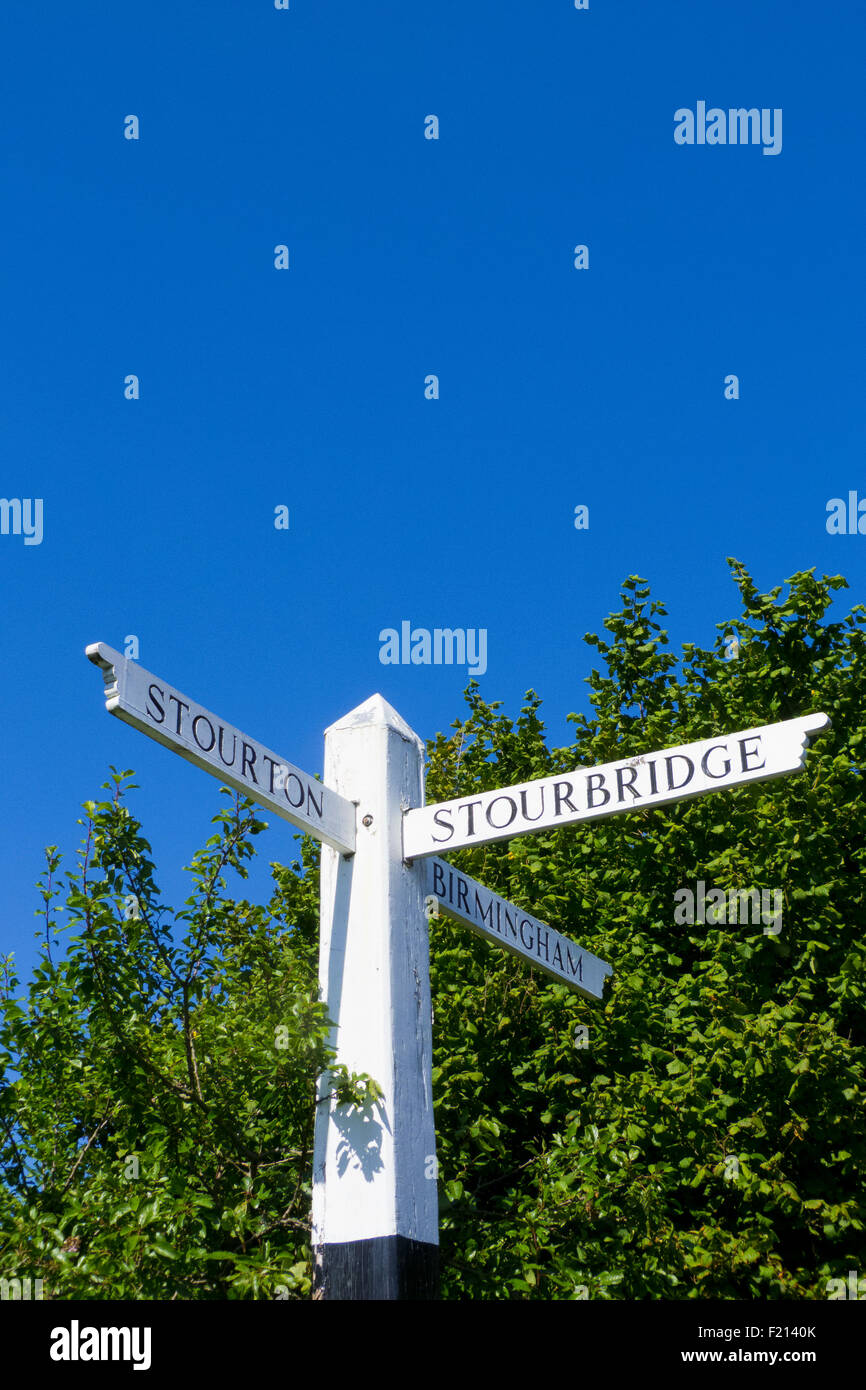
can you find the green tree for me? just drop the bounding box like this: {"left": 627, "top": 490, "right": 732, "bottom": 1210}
{"left": 428, "top": 562, "right": 865, "bottom": 1298}
{"left": 0, "top": 782, "right": 373, "bottom": 1299}
{"left": 1, "top": 561, "right": 864, "bottom": 1299}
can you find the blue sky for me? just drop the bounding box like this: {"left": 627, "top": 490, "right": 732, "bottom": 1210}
{"left": 1, "top": 0, "right": 863, "bottom": 984}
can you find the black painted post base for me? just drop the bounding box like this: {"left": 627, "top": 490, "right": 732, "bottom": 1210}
{"left": 313, "top": 1236, "right": 439, "bottom": 1301}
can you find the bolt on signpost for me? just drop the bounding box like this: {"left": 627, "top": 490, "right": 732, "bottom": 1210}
{"left": 86, "top": 643, "right": 830, "bottom": 1299}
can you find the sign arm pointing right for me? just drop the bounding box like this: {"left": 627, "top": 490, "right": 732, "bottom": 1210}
{"left": 403, "top": 713, "right": 831, "bottom": 859}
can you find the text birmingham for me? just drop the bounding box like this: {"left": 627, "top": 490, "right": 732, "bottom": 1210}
{"left": 430, "top": 859, "right": 584, "bottom": 982}
{"left": 675, "top": 103, "right": 782, "bottom": 155}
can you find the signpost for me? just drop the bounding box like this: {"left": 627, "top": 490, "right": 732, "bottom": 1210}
{"left": 312, "top": 695, "right": 438, "bottom": 1299}
{"left": 85, "top": 642, "right": 830, "bottom": 1301}
{"left": 403, "top": 714, "right": 830, "bottom": 858}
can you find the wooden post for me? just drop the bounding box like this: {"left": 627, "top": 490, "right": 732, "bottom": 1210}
{"left": 312, "top": 695, "right": 438, "bottom": 1299}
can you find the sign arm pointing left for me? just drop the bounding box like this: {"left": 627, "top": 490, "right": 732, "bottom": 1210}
{"left": 85, "top": 643, "right": 357, "bottom": 855}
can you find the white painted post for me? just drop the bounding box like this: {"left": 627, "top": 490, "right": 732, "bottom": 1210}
{"left": 312, "top": 695, "right": 438, "bottom": 1299}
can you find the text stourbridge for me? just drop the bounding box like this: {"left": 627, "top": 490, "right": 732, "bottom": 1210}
{"left": 404, "top": 714, "right": 830, "bottom": 858}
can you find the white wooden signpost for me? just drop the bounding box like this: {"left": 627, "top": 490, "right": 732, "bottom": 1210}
{"left": 85, "top": 643, "right": 830, "bottom": 1300}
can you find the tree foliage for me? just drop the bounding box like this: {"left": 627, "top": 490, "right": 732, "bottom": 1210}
{"left": 1, "top": 561, "right": 864, "bottom": 1298}
{"left": 0, "top": 787, "right": 371, "bottom": 1299}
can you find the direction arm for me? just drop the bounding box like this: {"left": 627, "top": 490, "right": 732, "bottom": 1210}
{"left": 85, "top": 643, "right": 357, "bottom": 855}
{"left": 404, "top": 713, "right": 832, "bottom": 859}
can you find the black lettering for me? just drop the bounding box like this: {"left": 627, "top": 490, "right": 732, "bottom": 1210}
{"left": 456, "top": 876, "right": 470, "bottom": 914}
{"left": 486, "top": 795, "right": 517, "bottom": 830}
{"left": 306, "top": 784, "right": 323, "bottom": 819}
{"left": 241, "top": 741, "right": 259, "bottom": 785}
{"left": 535, "top": 925, "right": 549, "bottom": 962}
{"left": 616, "top": 765, "right": 640, "bottom": 802}
{"left": 458, "top": 800, "right": 483, "bottom": 837}
{"left": 146, "top": 683, "right": 165, "bottom": 723}
{"left": 665, "top": 754, "right": 694, "bottom": 791}
{"left": 474, "top": 891, "right": 494, "bottom": 928}
{"left": 432, "top": 860, "right": 446, "bottom": 898}
{"left": 218, "top": 726, "right": 237, "bottom": 768}
{"left": 701, "top": 743, "right": 731, "bottom": 779}
{"left": 565, "top": 947, "right": 582, "bottom": 979}
{"left": 432, "top": 808, "right": 454, "bottom": 843}
{"left": 503, "top": 908, "right": 518, "bottom": 940}
{"left": 192, "top": 714, "right": 215, "bottom": 752}
{"left": 738, "top": 736, "right": 766, "bottom": 773}
{"left": 647, "top": 759, "right": 659, "bottom": 794}
{"left": 554, "top": 780, "right": 577, "bottom": 816}
{"left": 519, "top": 920, "right": 534, "bottom": 951}
{"left": 284, "top": 773, "right": 304, "bottom": 807}
{"left": 554, "top": 943, "right": 566, "bottom": 972}
{"left": 169, "top": 695, "right": 189, "bottom": 735}
{"left": 586, "top": 772, "right": 610, "bottom": 808}
{"left": 261, "top": 754, "right": 278, "bottom": 791}
{"left": 518, "top": 787, "right": 545, "bottom": 822}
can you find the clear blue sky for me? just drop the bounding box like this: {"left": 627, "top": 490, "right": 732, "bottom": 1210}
{"left": 1, "top": 0, "right": 863, "bottom": 984}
